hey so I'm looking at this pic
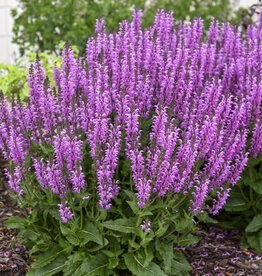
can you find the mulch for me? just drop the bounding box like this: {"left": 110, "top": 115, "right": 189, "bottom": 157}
{"left": 0, "top": 159, "right": 32, "bottom": 276}
{"left": 184, "top": 225, "right": 262, "bottom": 275}
{"left": 0, "top": 157, "right": 262, "bottom": 276}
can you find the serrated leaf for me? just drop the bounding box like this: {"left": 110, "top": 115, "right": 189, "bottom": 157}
{"left": 224, "top": 192, "right": 250, "bottom": 212}
{"left": 129, "top": 239, "right": 140, "bottom": 250}
{"left": 172, "top": 251, "right": 192, "bottom": 272}
{"left": 123, "top": 189, "right": 136, "bottom": 200}
{"left": 175, "top": 217, "right": 194, "bottom": 233}
{"left": 25, "top": 155, "right": 32, "bottom": 168}
{"left": 4, "top": 216, "right": 27, "bottom": 229}
{"left": 108, "top": 257, "right": 119, "bottom": 269}
{"left": 29, "top": 241, "right": 50, "bottom": 256}
{"left": 155, "top": 223, "right": 169, "bottom": 238}
{"left": 127, "top": 200, "right": 139, "bottom": 214}
{"left": 124, "top": 252, "right": 167, "bottom": 276}
{"left": 144, "top": 245, "right": 154, "bottom": 267}
{"left": 256, "top": 200, "right": 262, "bottom": 210}
{"left": 102, "top": 250, "right": 115, "bottom": 258}
{"left": 140, "top": 210, "right": 153, "bottom": 217}
{"left": 22, "top": 229, "right": 39, "bottom": 241}
{"left": 60, "top": 224, "right": 80, "bottom": 245}
{"left": 102, "top": 218, "right": 137, "bottom": 234}
{"left": 177, "top": 234, "right": 201, "bottom": 247}
{"left": 196, "top": 212, "right": 218, "bottom": 224}
{"left": 27, "top": 255, "right": 67, "bottom": 276}
{"left": 79, "top": 222, "right": 103, "bottom": 246}
{"left": 65, "top": 234, "right": 80, "bottom": 246}
{"left": 86, "top": 238, "right": 109, "bottom": 253}
{"left": 250, "top": 180, "right": 262, "bottom": 195}
{"left": 245, "top": 214, "right": 262, "bottom": 233}
{"left": 155, "top": 239, "right": 173, "bottom": 274}
{"left": 246, "top": 230, "right": 262, "bottom": 253}
{"left": 32, "top": 247, "right": 64, "bottom": 269}
{"left": 63, "top": 252, "right": 89, "bottom": 276}
{"left": 72, "top": 253, "right": 108, "bottom": 276}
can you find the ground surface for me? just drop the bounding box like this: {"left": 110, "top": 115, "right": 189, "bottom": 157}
{"left": 1, "top": 159, "right": 262, "bottom": 276}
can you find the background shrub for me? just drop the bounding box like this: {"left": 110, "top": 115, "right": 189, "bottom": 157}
{"left": 12, "top": 0, "right": 232, "bottom": 55}
{"left": 0, "top": 43, "right": 80, "bottom": 99}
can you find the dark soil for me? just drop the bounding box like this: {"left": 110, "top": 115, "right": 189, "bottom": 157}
{"left": 0, "top": 157, "right": 262, "bottom": 276}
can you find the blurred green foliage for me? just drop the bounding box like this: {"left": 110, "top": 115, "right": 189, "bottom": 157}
{"left": 0, "top": 51, "right": 62, "bottom": 100}
{"left": 12, "top": 0, "right": 232, "bottom": 56}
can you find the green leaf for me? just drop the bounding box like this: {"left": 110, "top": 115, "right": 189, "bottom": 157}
{"left": 79, "top": 222, "right": 103, "bottom": 246}
{"left": 250, "top": 180, "right": 262, "bottom": 195}
{"left": 140, "top": 210, "right": 153, "bottom": 217}
{"left": 196, "top": 212, "right": 218, "bottom": 224}
{"left": 123, "top": 189, "right": 136, "bottom": 200}
{"left": 108, "top": 257, "right": 119, "bottom": 269}
{"left": 224, "top": 191, "right": 250, "bottom": 212}
{"left": 29, "top": 241, "right": 50, "bottom": 256}
{"left": 25, "top": 155, "right": 32, "bottom": 168}
{"left": 26, "top": 255, "right": 67, "bottom": 276}
{"left": 245, "top": 229, "right": 262, "bottom": 253}
{"left": 155, "top": 223, "right": 169, "bottom": 238}
{"left": 155, "top": 239, "right": 173, "bottom": 274}
{"left": 177, "top": 234, "right": 201, "bottom": 247}
{"left": 144, "top": 244, "right": 154, "bottom": 267}
{"left": 123, "top": 252, "right": 167, "bottom": 276}
{"left": 32, "top": 246, "right": 65, "bottom": 269}
{"left": 128, "top": 239, "right": 141, "bottom": 250}
{"left": 63, "top": 252, "right": 90, "bottom": 276}
{"left": 22, "top": 229, "right": 39, "bottom": 241}
{"left": 175, "top": 216, "right": 194, "bottom": 233}
{"left": 102, "top": 218, "right": 137, "bottom": 234}
{"left": 72, "top": 253, "right": 109, "bottom": 276}
{"left": 57, "top": 237, "right": 73, "bottom": 254}
{"left": 256, "top": 200, "right": 262, "bottom": 210}
{"left": 245, "top": 214, "right": 262, "bottom": 233}
{"left": 4, "top": 216, "right": 27, "bottom": 229}
{"left": 65, "top": 234, "right": 80, "bottom": 246}
{"left": 127, "top": 200, "right": 139, "bottom": 214}
{"left": 86, "top": 238, "right": 109, "bottom": 253}
{"left": 172, "top": 251, "right": 192, "bottom": 273}
{"left": 60, "top": 224, "right": 80, "bottom": 246}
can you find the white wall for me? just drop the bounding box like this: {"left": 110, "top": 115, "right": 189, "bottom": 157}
{"left": 0, "top": 0, "right": 18, "bottom": 64}
{"left": 236, "top": 0, "right": 258, "bottom": 9}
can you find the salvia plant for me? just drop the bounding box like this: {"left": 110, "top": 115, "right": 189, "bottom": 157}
{"left": 2, "top": 9, "right": 262, "bottom": 276}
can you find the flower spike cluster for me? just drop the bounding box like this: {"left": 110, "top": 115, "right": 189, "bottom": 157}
{"left": 1, "top": 10, "right": 262, "bottom": 220}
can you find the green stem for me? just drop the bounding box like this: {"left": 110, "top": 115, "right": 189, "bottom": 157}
{"left": 130, "top": 173, "right": 133, "bottom": 193}
{"left": 173, "top": 195, "right": 187, "bottom": 210}
{"left": 250, "top": 186, "right": 257, "bottom": 215}
{"left": 249, "top": 167, "right": 258, "bottom": 215}
{"left": 80, "top": 204, "right": 83, "bottom": 229}
{"left": 239, "top": 184, "right": 249, "bottom": 202}
{"left": 129, "top": 215, "right": 142, "bottom": 252}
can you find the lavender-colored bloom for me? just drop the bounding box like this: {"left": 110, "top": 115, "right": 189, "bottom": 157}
{"left": 1, "top": 9, "right": 262, "bottom": 220}
{"left": 141, "top": 219, "right": 151, "bottom": 233}
{"left": 58, "top": 201, "right": 74, "bottom": 223}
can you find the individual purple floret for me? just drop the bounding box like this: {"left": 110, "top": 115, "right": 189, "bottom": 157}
{"left": 58, "top": 201, "right": 74, "bottom": 223}
{"left": 141, "top": 219, "right": 151, "bottom": 233}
